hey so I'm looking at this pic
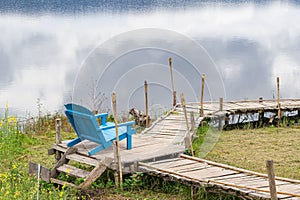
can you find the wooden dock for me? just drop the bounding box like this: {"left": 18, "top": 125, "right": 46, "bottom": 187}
{"left": 186, "top": 98, "right": 300, "bottom": 115}
{"left": 139, "top": 154, "right": 300, "bottom": 199}
{"left": 47, "top": 99, "right": 300, "bottom": 199}
{"left": 51, "top": 108, "right": 202, "bottom": 173}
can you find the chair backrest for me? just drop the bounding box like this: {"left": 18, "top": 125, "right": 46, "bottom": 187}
{"left": 64, "top": 103, "right": 107, "bottom": 144}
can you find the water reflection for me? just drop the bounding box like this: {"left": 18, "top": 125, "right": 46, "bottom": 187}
{"left": 1, "top": 2, "right": 300, "bottom": 116}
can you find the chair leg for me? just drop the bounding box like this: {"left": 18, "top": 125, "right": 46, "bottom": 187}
{"left": 67, "top": 138, "right": 81, "bottom": 147}
{"left": 126, "top": 134, "right": 132, "bottom": 150}
{"left": 88, "top": 145, "right": 105, "bottom": 156}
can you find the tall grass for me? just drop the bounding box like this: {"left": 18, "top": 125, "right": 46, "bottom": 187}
{"left": 0, "top": 103, "right": 240, "bottom": 199}
{"left": 0, "top": 105, "right": 76, "bottom": 200}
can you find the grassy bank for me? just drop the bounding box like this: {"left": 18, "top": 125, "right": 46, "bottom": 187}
{"left": 2, "top": 105, "right": 300, "bottom": 199}
{"left": 206, "top": 127, "right": 300, "bottom": 180}
{"left": 0, "top": 108, "right": 194, "bottom": 199}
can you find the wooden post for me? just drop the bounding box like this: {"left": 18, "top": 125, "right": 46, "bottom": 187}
{"left": 112, "top": 93, "right": 123, "bottom": 188}
{"left": 113, "top": 141, "right": 119, "bottom": 187}
{"left": 191, "top": 185, "right": 195, "bottom": 200}
{"left": 55, "top": 118, "right": 62, "bottom": 144}
{"left": 266, "top": 160, "right": 278, "bottom": 200}
{"left": 180, "top": 93, "right": 194, "bottom": 157}
{"left": 200, "top": 74, "right": 205, "bottom": 117}
{"left": 173, "top": 91, "right": 177, "bottom": 107}
{"left": 190, "top": 111, "right": 195, "bottom": 132}
{"left": 144, "top": 81, "right": 149, "bottom": 128}
{"left": 55, "top": 118, "right": 62, "bottom": 161}
{"left": 277, "top": 77, "right": 281, "bottom": 127}
{"left": 218, "top": 98, "right": 223, "bottom": 131}
{"left": 169, "top": 57, "right": 176, "bottom": 106}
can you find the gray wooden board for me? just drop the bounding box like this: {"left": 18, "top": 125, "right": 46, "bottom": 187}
{"left": 50, "top": 178, "right": 78, "bottom": 188}
{"left": 211, "top": 173, "right": 252, "bottom": 181}
{"left": 149, "top": 159, "right": 196, "bottom": 169}
{"left": 145, "top": 157, "right": 183, "bottom": 165}
{"left": 28, "top": 162, "right": 50, "bottom": 182}
{"left": 164, "top": 162, "right": 212, "bottom": 172}
{"left": 180, "top": 166, "right": 238, "bottom": 179}
{"left": 57, "top": 164, "right": 90, "bottom": 178}
{"left": 66, "top": 153, "right": 99, "bottom": 166}
{"left": 259, "top": 184, "right": 300, "bottom": 194}
{"left": 248, "top": 190, "right": 292, "bottom": 200}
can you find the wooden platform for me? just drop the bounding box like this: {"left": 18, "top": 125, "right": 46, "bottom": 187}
{"left": 52, "top": 108, "right": 202, "bottom": 173}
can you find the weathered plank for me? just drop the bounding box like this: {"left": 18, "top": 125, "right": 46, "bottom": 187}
{"left": 50, "top": 178, "right": 79, "bottom": 189}
{"left": 57, "top": 164, "right": 90, "bottom": 179}
{"left": 80, "top": 163, "right": 107, "bottom": 189}
{"left": 28, "top": 162, "right": 50, "bottom": 182}
{"left": 50, "top": 147, "right": 78, "bottom": 178}
{"left": 66, "top": 153, "right": 99, "bottom": 166}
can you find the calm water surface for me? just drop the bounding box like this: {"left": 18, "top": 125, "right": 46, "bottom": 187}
{"left": 1, "top": 1, "right": 300, "bottom": 116}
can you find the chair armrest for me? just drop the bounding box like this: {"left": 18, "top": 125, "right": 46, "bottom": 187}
{"left": 95, "top": 113, "right": 108, "bottom": 126}
{"left": 101, "top": 121, "right": 135, "bottom": 130}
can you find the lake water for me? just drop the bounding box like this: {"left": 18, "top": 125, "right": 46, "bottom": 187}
{"left": 1, "top": 1, "right": 300, "bottom": 117}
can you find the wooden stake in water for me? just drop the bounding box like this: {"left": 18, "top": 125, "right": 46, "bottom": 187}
{"left": 112, "top": 93, "right": 123, "bottom": 188}
{"left": 277, "top": 77, "right": 281, "bottom": 127}
{"left": 180, "top": 93, "right": 194, "bottom": 157}
{"left": 169, "top": 57, "right": 176, "bottom": 106}
{"left": 144, "top": 81, "right": 149, "bottom": 128}
{"left": 200, "top": 74, "right": 205, "bottom": 116}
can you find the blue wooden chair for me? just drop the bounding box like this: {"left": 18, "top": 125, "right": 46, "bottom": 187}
{"left": 64, "top": 103, "right": 136, "bottom": 156}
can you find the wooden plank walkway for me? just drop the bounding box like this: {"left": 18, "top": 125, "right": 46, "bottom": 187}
{"left": 50, "top": 99, "right": 300, "bottom": 199}
{"left": 139, "top": 154, "right": 300, "bottom": 200}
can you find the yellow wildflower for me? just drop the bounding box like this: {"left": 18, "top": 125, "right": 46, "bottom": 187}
{"left": 7, "top": 116, "right": 17, "bottom": 124}
{"left": 59, "top": 191, "right": 64, "bottom": 198}
{"left": 62, "top": 183, "right": 67, "bottom": 189}
{"left": 12, "top": 164, "right": 17, "bottom": 169}
{"left": 4, "top": 191, "right": 9, "bottom": 196}
{"left": 14, "top": 191, "right": 20, "bottom": 198}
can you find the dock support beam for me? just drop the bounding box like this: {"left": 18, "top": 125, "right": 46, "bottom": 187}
{"left": 277, "top": 77, "right": 281, "bottom": 127}
{"left": 200, "top": 74, "right": 205, "bottom": 117}
{"left": 190, "top": 111, "right": 195, "bottom": 133}
{"left": 55, "top": 118, "right": 62, "bottom": 161}
{"left": 218, "top": 98, "right": 223, "bottom": 131}
{"left": 112, "top": 93, "right": 123, "bottom": 188}
{"left": 169, "top": 57, "right": 177, "bottom": 106}
{"left": 144, "top": 80, "right": 149, "bottom": 128}
{"left": 180, "top": 93, "right": 194, "bottom": 157}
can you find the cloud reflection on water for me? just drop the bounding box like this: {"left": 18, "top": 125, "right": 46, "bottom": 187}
{"left": 0, "top": 2, "right": 300, "bottom": 116}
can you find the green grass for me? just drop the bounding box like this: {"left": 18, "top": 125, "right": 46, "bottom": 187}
{"left": 206, "top": 127, "right": 300, "bottom": 180}
{"left": 7, "top": 106, "right": 298, "bottom": 199}
{"left": 0, "top": 108, "right": 195, "bottom": 199}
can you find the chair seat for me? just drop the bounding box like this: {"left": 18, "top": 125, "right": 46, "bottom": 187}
{"left": 102, "top": 125, "right": 128, "bottom": 142}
